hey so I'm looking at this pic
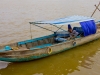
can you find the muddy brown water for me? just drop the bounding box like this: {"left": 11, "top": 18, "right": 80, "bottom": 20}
{"left": 0, "top": 0, "right": 100, "bottom": 75}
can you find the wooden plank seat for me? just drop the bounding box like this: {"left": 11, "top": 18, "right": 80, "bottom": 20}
{"left": 30, "top": 43, "right": 52, "bottom": 50}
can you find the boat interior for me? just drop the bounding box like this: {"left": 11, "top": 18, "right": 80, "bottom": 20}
{"left": 0, "top": 26, "right": 84, "bottom": 52}
{"left": 0, "top": 22, "right": 100, "bottom": 52}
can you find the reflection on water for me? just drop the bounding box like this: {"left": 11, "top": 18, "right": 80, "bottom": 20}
{"left": 0, "top": 61, "right": 10, "bottom": 70}
{"left": 0, "top": 39, "right": 100, "bottom": 75}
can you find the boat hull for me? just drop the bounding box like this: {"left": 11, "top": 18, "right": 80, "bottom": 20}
{"left": 0, "top": 32, "right": 100, "bottom": 62}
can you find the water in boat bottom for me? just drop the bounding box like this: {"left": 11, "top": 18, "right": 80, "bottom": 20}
{"left": 0, "top": 39, "right": 100, "bottom": 75}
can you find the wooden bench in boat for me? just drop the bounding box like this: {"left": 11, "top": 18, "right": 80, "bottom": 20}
{"left": 30, "top": 43, "right": 52, "bottom": 50}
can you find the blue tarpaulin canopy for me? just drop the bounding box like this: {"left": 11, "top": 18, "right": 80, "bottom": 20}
{"left": 30, "top": 15, "right": 94, "bottom": 25}
{"left": 29, "top": 15, "right": 97, "bottom": 36}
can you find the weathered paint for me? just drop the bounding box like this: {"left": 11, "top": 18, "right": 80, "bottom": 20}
{"left": 0, "top": 32, "right": 100, "bottom": 62}
{"left": 0, "top": 47, "right": 75, "bottom": 62}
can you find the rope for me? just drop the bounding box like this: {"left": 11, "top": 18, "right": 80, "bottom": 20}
{"left": 30, "top": 24, "right": 33, "bottom": 39}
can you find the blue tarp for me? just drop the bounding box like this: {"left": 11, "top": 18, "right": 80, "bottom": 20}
{"left": 80, "top": 20, "right": 97, "bottom": 36}
{"left": 30, "top": 15, "right": 97, "bottom": 36}
{"left": 30, "top": 15, "right": 93, "bottom": 25}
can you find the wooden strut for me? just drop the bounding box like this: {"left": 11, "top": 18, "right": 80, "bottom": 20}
{"left": 91, "top": 2, "right": 100, "bottom": 17}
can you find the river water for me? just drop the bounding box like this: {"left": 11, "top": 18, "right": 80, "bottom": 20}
{"left": 0, "top": 0, "right": 100, "bottom": 75}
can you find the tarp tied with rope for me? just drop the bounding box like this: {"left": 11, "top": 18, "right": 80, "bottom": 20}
{"left": 30, "top": 15, "right": 94, "bottom": 25}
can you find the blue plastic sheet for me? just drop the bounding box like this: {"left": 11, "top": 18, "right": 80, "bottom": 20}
{"left": 80, "top": 20, "right": 97, "bottom": 36}
{"left": 30, "top": 15, "right": 93, "bottom": 25}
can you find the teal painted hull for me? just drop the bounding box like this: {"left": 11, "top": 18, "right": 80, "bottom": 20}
{"left": 0, "top": 41, "right": 99, "bottom": 62}
{"left": 0, "top": 30, "right": 100, "bottom": 62}
{"left": 0, "top": 33, "right": 100, "bottom": 62}
{"left": 0, "top": 47, "right": 74, "bottom": 62}
{"left": 0, "top": 54, "right": 49, "bottom": 62}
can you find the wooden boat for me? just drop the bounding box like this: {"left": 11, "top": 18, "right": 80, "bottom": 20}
{"left": 0, "top": 15, "right": 100, "bottom": 62}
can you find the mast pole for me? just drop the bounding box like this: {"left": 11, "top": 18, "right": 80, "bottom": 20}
{"left": 94, "top": 4, "right": 100, "bottom": 12}
{"left": 91, "top": 2, "right": 100, "bottom": 17}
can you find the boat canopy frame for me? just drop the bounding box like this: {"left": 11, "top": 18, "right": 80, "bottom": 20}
{"left": 29, "top": 15, "right": 97, "bottom": 39}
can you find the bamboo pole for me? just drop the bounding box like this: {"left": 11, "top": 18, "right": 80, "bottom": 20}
{"left": 95, "top": 5, "right": 100, "bottom": 12}
{"left": 91, "top": 2, "right": 100, "bottom": 17}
